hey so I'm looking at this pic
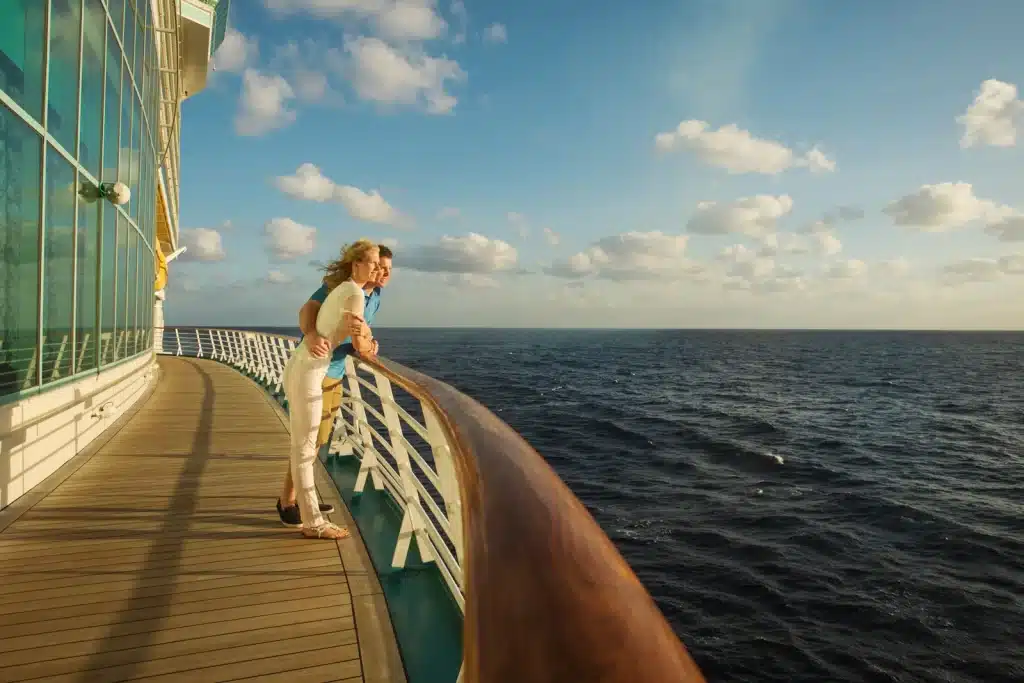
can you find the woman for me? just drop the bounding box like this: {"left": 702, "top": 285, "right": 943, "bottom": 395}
{"left": 281, "top": 239, "right": 380, "bottom": 540}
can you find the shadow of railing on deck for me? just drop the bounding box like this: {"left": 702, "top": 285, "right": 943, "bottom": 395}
{"left": 161, "top": 327, "right": 707, "bottom": 683}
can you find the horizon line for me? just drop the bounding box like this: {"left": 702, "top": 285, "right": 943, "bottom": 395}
{"left": 169, "top": 325, "right": 1024, "bottom": 333}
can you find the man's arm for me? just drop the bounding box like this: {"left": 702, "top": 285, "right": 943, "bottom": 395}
{"left": 301, "top": 287, "right": 332, "bottom": 358}
{"left": 299, "top": 299, "right": 321, "bottom": 337}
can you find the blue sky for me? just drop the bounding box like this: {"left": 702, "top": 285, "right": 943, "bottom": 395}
{"left": 167, "top": 0, "right": 1024, "bottom": 329}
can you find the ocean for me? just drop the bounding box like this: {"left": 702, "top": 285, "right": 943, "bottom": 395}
{"left": 265, "top": 327, "right": 1024, "bottom": 682}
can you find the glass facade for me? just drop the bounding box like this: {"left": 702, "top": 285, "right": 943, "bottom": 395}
{"left": 0, "top": 0, "right": 159, "bottom": 401}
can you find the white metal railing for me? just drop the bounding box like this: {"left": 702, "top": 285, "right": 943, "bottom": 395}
{"left": 1, "top": 329, "right": 153, "bottom": 393}
{"left": 158, "top": 327, "right": 466, "bottom": 611}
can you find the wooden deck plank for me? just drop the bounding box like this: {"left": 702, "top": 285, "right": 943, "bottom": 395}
{"left": 0, "top": 357, "right": 402, "bottom": 683}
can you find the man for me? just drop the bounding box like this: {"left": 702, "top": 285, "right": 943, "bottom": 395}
{"left": 276, "top": 245, "right": 393, "bottom": 527}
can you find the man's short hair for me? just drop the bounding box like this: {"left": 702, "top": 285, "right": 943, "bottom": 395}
{"left": 378, "top": 244, "right": 393, "bottom": 259}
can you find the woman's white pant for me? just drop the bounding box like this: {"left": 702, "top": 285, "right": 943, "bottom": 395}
{"left": 282, "top": 354, "right": 327, "bottom": 529}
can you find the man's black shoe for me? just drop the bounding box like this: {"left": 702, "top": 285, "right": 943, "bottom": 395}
{"left": 276, "top": 499, "right": 334, "bottom": 527}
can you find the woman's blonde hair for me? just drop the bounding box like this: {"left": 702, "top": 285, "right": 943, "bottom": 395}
{"left": 322, "top": 239, "right": 379, "bottom": 290}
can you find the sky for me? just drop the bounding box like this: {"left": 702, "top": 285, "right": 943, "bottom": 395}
{"left": 166, "top": 0, "right": 1024, "bottom": 329}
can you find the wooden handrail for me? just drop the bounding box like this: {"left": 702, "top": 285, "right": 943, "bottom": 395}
{"left": 359, "top": 355, "right": 707, "bottom": 683}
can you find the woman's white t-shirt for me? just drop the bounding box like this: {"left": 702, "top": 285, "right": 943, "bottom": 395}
{"left": 316, "top": 280, "right": 365, "bottom": 343}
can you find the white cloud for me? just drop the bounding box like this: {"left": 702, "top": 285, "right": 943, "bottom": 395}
{"left": 483, "top": 22, "right": 507, "bottom": 44}
{"left": 655, "top": 120, "right": 835, "bottom": 175}
{"left": 179, "top": 229, "right": 226, "bottom": 262}
{"left": 941, "top": 253, "right": 1023, "bottom": 285}
{"left": 941, "top": 257, "right": 1004, "bottom": 285}
{"left": 381, "top": 237, "right": 399, "bottom": 248}
{"left": 265, "top": 0, "right": 447, "bottom": 42}
{"left": 1000, "top": 252, "right": 1024, "bottom": 274}
{"left": 212, "top": 28, "right": 258, "bottom": 73}
{"left": 958, "top": 79, "right": 1023, "bottom": 148}
{"left": 402, "top": 233, "right": 517, "bottom": 273}
{"left": 986, "top": 215, "right": 1024, "bottom": 242}
{"left": 265, "top": 217, "right": 316, "bottom": 261}
{"left": 757, "top": 233, "right": 809, "bottom": 258}
{"left": 273, "top": 163, "right": 410, "bottom": 227}
{"left": 813, "top": 232, "right": 843, "bottom": 256}
{"left": 825, "top": 259, "right": 868, "bottom": 279}
{"left": 266, "top": 270, "right": 293, "bottom": 285}
{"left": 449, "top": 0, "right": 467, "bottom": 43}
{"left": 444, "top": 273, "right": 498, "bottom": 288}
{"left": 236, "top": 69, "right": 297, "bottom": 136}
{"left": 883, "top": 182, "right": 1015, "bottom": 231}
{"left": 337, "top": 185, "right": 408, "bottom": 226}
{"left": 546, "top": 231, "right": 699, "bottom": 281}
{"left": 270, "top": 41, "right": 346, "bottom": 106}
{"left": 687, "top": 195, "right": 794, "bottom": 238}
{"left": 507, "top": 212, "right": 529, "bottom": 238}
{"left": 875, "top": 257, "right": 911, "bottom": 276}
{"left": 542, "top": 227, "right": 560, "bottom": 246}
{"left": 344, "top": 36, "right": 465, "bottom": 114}
{"left": 719, "top": 244, "right": 775, "bottom": 280}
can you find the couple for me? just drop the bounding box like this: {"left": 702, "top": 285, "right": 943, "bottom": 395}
{"left": 275, "top": 240, "right": 393, "bottom": 540}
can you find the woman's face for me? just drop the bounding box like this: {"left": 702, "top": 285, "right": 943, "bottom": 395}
{"left": 352, "top": 248, "right": 380, "bottom": 282}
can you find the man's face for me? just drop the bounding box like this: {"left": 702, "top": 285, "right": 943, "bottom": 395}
{"left": 375, "top": 257, "right": 392, "bottom": 288}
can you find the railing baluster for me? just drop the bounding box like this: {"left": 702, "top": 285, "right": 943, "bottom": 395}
{"left": 346, "top": 357, "right": 384, "bottom": 493}
{"left": 377, "top": 371, "right": 435, "bottom": 568}
{"left": 425, "top": 407, "right": 464, "bottom": 574}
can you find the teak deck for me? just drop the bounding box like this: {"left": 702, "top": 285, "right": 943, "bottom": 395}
{"left": 0, "top": 357, "right": 405, "bottom": 683}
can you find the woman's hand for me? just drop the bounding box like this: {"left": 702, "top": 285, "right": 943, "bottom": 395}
{"left": 345, "top": 314, "right": 368, "bottom": 340}
{"left": 369, "top": 339, "right": 380, "bottom": 357}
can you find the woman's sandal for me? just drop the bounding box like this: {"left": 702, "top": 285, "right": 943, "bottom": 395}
{"left": 302, "top": 522, "right": 351, "bottom": 540}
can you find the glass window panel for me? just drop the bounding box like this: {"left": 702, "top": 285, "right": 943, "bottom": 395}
{"left": 130, "top": 94, "right": 140, "bottom": 222}
{"left": 80, "top": 0, "right": 105, "bottom": 177}
{"left": 123, "top": 1, "right": 135, "bottom": 89}
{"left": 99, "top": 205, "right": 116, "bottom": 365}
{"left": 116, "top": 213, "right": 128, "bottom": 360}
{"left": 41, "top": 146, "right": 76, "bottom": 384}
{"left": 126, "top": 227, "right": 137, "bottom": 357}
{"left": 0, "top": 1, "right": 46, "bottom": 121}
{"left": 108, "top": 0, "right": 125, "bottom": 39}
{"left": 76, "top": 191, "right": 99, "bottom": 373}
{"left": 0, "top": 105, "right": 42, "bottom": 396}
{"left": 144, "top": 250, "right": 152, "bottom": 350}
{"left": 132, "top": 10, "right": 143, "bottom": 96}
{"left": 102, "top": 28, "right": 120, "bottom": 183}
{"left": 46, "top": 0, "right": 83, "bottom": 154}
{"left": 119, "top": 58, "right": 131, "bottom": 190}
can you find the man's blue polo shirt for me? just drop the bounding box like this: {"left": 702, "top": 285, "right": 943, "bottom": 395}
{"left": 305, "top": 284, "right": 381, "bottom": 378}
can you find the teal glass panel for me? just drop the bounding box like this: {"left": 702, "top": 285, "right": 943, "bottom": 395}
{"left": 108, "top": 0, "right": 125, "bottom": 39}
{"left": 118, "top": 57, "right": 131, "bottom": 189}
{"left": 76, "top": 191, "right": 100, "bottom": 373}
{"left": 102, "top": 30, "right": 120, "bottom": 183}
{"left": 99, "top": 205, "right": 116, "bottom": 365}
{"left": 130, "top": 93, "right": 140, "bottom": 223}
{"left": 80, "top": 0, "right": 106, "bottom": 177}
{"left": 0, "top": 104, "right": 42, "bottom": 396}
{"left": 47, "top": 0, "right": 83, "bottom": 154}
{"left": 115, "top": 213, "right": 129, "bottom": 360}
{"left": 123, "top": 1, "right": 135, "bottom": 90}
{"left": 0, "top": 1, "right": 46, "bottom": 121}
{"left": 126, "top": 227, "right": 137, "bottom": 357}
{"left": 41, "top": 146, "right": 77, "bottom": 384}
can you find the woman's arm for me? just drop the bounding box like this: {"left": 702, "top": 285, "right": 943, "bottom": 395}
{"left": 335, "top": 288, "right": 375, "bottom": 357}
{"left": 344, "top": 313, "right": 376, "bottom": 358}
